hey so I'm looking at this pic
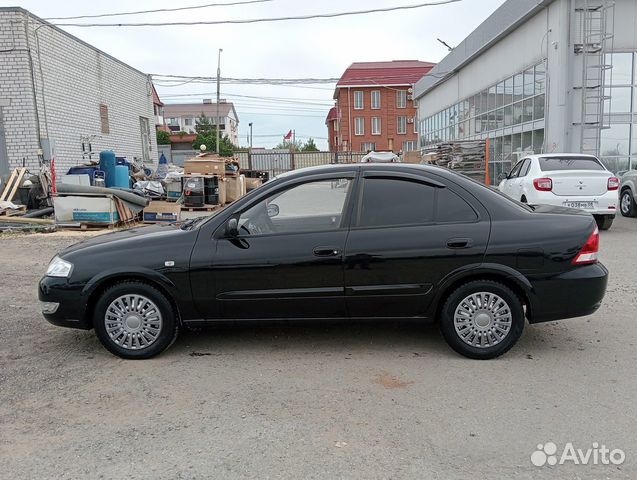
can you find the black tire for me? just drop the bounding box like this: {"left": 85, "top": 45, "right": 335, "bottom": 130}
{"left": 594, "top": 214, "right": 614, "bottom": 231}
{"left": 439, "top": 280, "right": 525, "bottom": 359}
{"left": 93, "top": 281, "right": 179, "bottom": 359}
{"left": 620, "top": 189, "right": 636, "bottom": 217}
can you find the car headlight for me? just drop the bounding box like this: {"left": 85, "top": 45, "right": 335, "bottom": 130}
{"left": 46, "top": 256, "right": 73, "bottom": 278}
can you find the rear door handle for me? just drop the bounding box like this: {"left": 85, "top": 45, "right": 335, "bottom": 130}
{"left": 446, "top": 238, "right": 472, "bottom": 249}
{"left": 313, "top": 246, "right": 340, "bottom": 257}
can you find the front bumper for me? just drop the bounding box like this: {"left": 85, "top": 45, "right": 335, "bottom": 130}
{"left": 528, "top": 262, "right": 608, "bottom": 323}
{"left": 38, "top": 276, "right": 91, "bottom": 330}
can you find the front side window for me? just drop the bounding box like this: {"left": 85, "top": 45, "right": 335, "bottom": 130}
{"left": 238, "top": 179, "right": 353, "bottom": 236}
{"left": 396, "top": 90, "right": 407, "bottom": 108}
{"left": 355, "top": 117, "right": 364, "bottom": 135}
{"left": 371, "top": 90, "right": 381, "bottom": 109}
{"left": 354, "top": 91, "right": 364, "bottom": 109}
{"left": 397, "top": 116, "right": 407, "bottom": 134}
{"left": 358, "top": 178, "right": 435, "bottom": 227}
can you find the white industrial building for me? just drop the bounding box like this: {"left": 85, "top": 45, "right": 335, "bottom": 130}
{"left": 0, "top": 7, "right": 158, "bottom": 178}
{"left": 415, "top": 0, "right": 637, "bottom": 180}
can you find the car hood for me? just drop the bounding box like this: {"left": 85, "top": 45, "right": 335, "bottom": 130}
{"left": 59, "top": 223, "right": 191, "bottom": 257}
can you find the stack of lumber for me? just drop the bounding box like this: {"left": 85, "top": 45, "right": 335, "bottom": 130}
{"left": 422, "top": 140, "right": 486, "bottom": 182}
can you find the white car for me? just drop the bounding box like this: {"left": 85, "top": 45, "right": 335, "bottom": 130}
{"left": 498, "top": 153, "right": 619, "bottom": 230}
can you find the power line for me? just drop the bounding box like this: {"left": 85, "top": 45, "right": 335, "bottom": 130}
{"left": 53, "top": 0, "right": 462, "bottom": 27}
{"left": 45, "top": 0, "right": 274, "bottom": 20}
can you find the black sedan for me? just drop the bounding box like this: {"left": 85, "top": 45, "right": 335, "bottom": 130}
{"left": 39, "top": 164, "right": 608, "bottom": 359}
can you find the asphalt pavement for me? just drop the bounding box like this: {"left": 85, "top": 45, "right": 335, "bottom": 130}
{"left": 0, "top": 216, "right": 635, "bottom": 479}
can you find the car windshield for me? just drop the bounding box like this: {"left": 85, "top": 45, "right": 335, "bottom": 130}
{"left": 539, "top": 156, "right": 604, "bottom": 171}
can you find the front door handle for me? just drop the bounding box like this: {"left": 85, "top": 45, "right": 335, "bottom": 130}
{"left": 313, "top": 246, "right": 340, "bottom": 257}
{"left": 446, "top": 238, "right": 472, "bottom": 249}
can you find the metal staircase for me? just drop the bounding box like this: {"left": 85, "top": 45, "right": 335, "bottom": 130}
{"left": 573, "top": 0, "right": 615, "bottom": 156}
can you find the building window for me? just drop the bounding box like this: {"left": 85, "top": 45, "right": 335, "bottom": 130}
{"left": 99, "top": 104, "right": 110, "bottom": 134}
{"left": 333, "top": 121, "right": 338, "bottom": 131}
{"left": 371, "top": 90, "right": 381, "bottom": 109}
{"left": 397, "top": 116, "right": 407, "bottom": 134}
{"left": 184, "top": 118, "right": 192, "bottom": 126}
{"left": 361, "top": 142, "right": 376, "bottom": 152}
{"left": 355, "top": 117, "right": 364, "bottom": 135}
{"left": 354, "top": 91, "right": 364, "bottom": 110}
{"left": 396, "top": 90, "right": 407, "bottom": 108}
{"left": 371, "top": 117, "right": 381, "bottom": 135}
{"left": 403, "top": 141, "right": 417, "bottom": 151}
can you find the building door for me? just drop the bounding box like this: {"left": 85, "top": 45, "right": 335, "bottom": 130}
{"left": 139, "top": 116, "right": 151, "bottom": 165}
{"left": 0, "top": 108, "right": 9, "bottom": 177}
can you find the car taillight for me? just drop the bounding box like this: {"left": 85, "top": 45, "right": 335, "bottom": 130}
{"left": 572, "top": 226, "right": 599, "bottom": 265}
{"left": 607, "top": 177, "right": 619, "bottom": 191}
{"left": 533, "top": 177, "right": 552, "bottom": 191}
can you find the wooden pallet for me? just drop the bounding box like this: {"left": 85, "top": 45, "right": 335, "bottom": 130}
{"left": 181, "top": 204, "right": 223, "bottom": 212}
{"left": 57, "top": 223, "right": 117, "bottom": 231}
{"left": 0, "top": 205, "right": 26, "bottom": 217}
{"left": 0, "top": 168, "right": 28, "bottom": 203}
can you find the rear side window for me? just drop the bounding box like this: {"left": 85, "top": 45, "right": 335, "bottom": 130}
{"left": 358, "top": 178, "right": 435, "bottom": 227}
{"left": 539, "top": 157, "right": 604, "bottom": 171}
{"left": 436, "top": 188, "right": 478, "bottom": 222}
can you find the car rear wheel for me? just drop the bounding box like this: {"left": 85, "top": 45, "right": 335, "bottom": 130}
{"left": 439, "top": 280, "right": 525, "bottom": 359}
{"left": 620, "top": 190, "right": 636, "bottom": 217}
{"left": 594, "top": 214, "right": 614, "bottom": 231}
{"left": 93, "top": 281, "right": 179, "bottom": 359}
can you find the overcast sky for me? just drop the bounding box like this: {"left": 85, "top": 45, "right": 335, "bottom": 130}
{"left": 9, "top": 0, "right": 505, "bottom": 149}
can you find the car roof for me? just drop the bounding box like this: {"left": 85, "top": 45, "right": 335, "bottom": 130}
{"left": 523, "top": 153, "right": 600, "bottom": 161}
{"left": 274, "top": 162, "right": 457, "bottom": 180}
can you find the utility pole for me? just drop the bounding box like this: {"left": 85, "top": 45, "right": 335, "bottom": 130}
{"left": 216, "top": 48, "right": 223, "bottom": 155}
{"left": 248, "top": 122, "right": 253, "bottom": 149}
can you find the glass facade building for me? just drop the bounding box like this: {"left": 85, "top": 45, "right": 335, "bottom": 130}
{"left": 418, "top": 61, "right": 546, "bottom": 182}
{"left": 601, "top": 52, "right": 637, "bottom": 173}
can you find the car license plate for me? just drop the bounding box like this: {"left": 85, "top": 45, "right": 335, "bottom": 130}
{"left": 563, "top": 201, "right": 595, "bottom": 209}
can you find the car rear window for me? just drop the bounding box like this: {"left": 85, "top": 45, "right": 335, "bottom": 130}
{"left": 539, "top": 157, "right": 604, "bottom": 171}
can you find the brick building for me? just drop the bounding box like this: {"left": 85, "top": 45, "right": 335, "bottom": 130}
{"left": 327, "top": 61, "right": 435, "bottom": 153}
{"left": 0, "top": 7, "right": 158, "bottom": 177}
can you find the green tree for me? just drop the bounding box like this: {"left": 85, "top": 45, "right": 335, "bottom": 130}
{"left": 274, "top": 140, "right": 303, "bottom": 151}
{"left": 192, "top": 112, "right": 235, "bottom": 156}
{"left": 156, "top": 129, "right": 171, "bottom": 145}
{"left": 301, "top": 138, "right": 319, "bottom": 152}
{"left": 195, "top": 112, "right": 215, "bottom": 136}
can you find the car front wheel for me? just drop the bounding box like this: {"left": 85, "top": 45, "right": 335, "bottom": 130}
{"left": 93, "top": 281, "right": 179, "bottom": 359}
{"left": 439, "top": 280, "right": 525, "bottom": 359}
{"left": 620, "top": 190, "right": 636, "bottom": 217}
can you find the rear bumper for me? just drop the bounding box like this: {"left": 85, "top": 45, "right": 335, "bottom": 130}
{"left": 38, "top": 276, "right": 91, "bottom": 330}
{"left": 534, "top": 191, "right": 617, "bottom": 216}
{"left": 528, "top": 263, "right": 608, "bottom": 323}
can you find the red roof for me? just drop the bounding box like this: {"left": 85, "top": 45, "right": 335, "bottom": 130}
{"left": 325, "top": 106, "right": 337, "bottom": 124}
{"left": 152, "top": 84, "right": 164, "bottom": 106}
{"left": 335, "top": 60, "right": 435, "bottom": 89}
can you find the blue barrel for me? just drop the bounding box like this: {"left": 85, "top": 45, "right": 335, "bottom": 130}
{"left": 114, "top": 164, "right": 130, "bottom": 188}
{"left": 99, "top": 151, "right": 117, "bottom": 187}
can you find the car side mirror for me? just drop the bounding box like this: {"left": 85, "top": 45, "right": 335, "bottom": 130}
{"left": 226, "top": 218, "right": 238, "bottom": 237}
{"left": 267, "top": 203, "right": 280, "bottom": 218}
{"left": 497, "top": 172, "right": 508, "bottom": 181}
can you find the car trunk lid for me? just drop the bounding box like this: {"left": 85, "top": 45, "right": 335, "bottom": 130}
{"left": 543, "top": 170, "right": 610, "bottom": 196}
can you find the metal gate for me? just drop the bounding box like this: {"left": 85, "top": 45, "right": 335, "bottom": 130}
{"left": 249, "top": 150, "right": 293, "bottom": 177}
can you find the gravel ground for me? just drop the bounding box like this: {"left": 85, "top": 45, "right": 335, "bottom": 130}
{"left": 1, "top": 216, "right": 636, "bottom": 480}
